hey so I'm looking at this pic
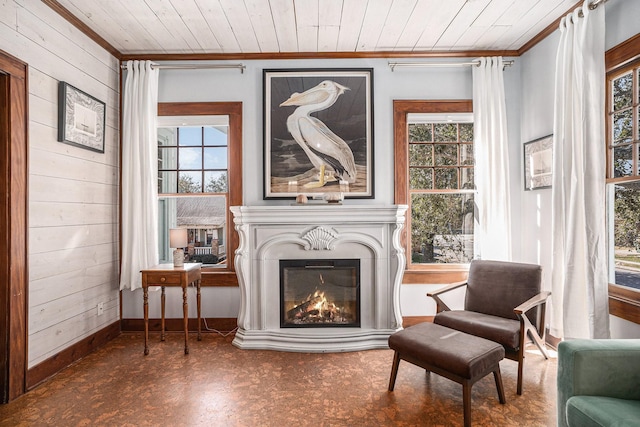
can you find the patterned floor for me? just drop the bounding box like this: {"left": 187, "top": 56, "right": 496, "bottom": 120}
{"left": 0, "top": 332, "right": 557, "bottom": 426}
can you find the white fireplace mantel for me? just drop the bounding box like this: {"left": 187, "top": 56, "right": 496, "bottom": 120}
{"left": 230, "top": 204, "right": 408, "bottom": 352}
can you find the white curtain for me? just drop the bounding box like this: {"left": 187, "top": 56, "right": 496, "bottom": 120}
{"left": 472, "top": 57, "right": 512, "bottom": 261}
{"left": 550, "top": 1, "right": 610, "bottom": 339}
{"left": 119, "top": 60, "right": 160, "bottom": 291}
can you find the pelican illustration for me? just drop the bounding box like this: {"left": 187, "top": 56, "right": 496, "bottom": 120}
{"left": 279, "top": 80, "right": 357, "bottom": 188}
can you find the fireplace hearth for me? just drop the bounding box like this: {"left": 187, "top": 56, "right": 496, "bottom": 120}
{"left": 280, "top": 259, "right": 360, "bottom": 328}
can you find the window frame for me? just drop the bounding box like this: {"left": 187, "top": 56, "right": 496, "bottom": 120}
{"left": 605, "top": 34, "right": 640, "bottom": 324}
{"left": 394, "top": 100, "right": 473, "bottom": 284}
{"left": 158, "top": 102, "right": 242, "bottom": 287}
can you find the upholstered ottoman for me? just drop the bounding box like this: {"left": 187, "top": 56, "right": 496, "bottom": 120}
{"left": 388, "top": 322, "right": 506, "bottom": 427}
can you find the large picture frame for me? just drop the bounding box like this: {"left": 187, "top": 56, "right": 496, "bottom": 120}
{"left": 58, "top": 81, "right": 106, "bottom": 153}
{"left": 524, "top": 134, "right": 553, "bottom": 190}
{"left": 264, "top": 68, "right": 374, "bottom": 199}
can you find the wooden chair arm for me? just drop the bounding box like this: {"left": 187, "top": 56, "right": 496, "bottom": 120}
{"left": 514, "top": 290, "right": 551, "bottom": 315}
{"left": 427, "top": 280, "right": 468, "bottom": 297}
{"left": 427, "top": 280, "right": 468, "bottom": 313}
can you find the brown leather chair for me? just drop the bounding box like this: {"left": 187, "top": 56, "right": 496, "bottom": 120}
{"left": 428, "top": 260, "right": 550, "bottom": 395}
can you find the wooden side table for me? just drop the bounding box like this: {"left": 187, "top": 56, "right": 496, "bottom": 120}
{"left": 140, "top": 263, "right": 202, "bottom": 355}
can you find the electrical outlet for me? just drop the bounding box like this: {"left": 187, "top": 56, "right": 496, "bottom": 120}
{"left": 97, "top": 302, "right": 104, "bottom": 316}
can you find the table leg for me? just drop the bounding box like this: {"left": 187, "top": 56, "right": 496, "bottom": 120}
{"left": 197, "top": 279, "right": 202, "bottom": 341}
{"left": 143, "top": 286, "right": 149, "bottom": 355}
{"left": 161, "top": 286, "right": 166, "bottom": 341}
{"left": 183, "top": 285, "right": 189, "bottom": 354}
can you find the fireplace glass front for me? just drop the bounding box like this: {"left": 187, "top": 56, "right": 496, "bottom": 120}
{"left": 280, "top": 259, "right": 360, "bottom": 328}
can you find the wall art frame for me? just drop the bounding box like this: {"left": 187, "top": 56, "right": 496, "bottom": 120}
{"left": 263, "top": 68, "right": 374, "bottom": 199}
{"left": 57, "top": 81, "right": 106, "bottom": 153}
{"left": 524, "top": 134, "right": 553, "bottom": 191}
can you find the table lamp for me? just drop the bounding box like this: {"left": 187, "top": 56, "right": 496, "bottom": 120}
{"left": 169, "top": 228, "right": 188, "bottom": 267}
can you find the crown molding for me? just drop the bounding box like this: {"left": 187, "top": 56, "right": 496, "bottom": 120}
{"left": 118, "top": 50, "right": 520, "bottom": 62}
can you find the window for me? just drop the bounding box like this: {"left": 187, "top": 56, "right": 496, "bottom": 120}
{"left": 606, "top": 34, "right": 640, "bottom": 323}
{"left": 394, "top": 100, "right": 473, "bottom": 284}
{"left": 157, "top": 120, "right": 228, "bottom": 266}
{"left": 408, "top": 116, "right": 474, "bottom": 264}
{"left": 157, "top": 102, "right": 242, "bottom": 286}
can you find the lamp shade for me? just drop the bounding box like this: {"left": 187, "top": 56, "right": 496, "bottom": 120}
{"left": 169, "top": 228, "right": 188, "bottom": 248}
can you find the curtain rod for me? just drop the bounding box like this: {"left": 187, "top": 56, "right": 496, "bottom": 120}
{"left": 578, "top": 0, "right": 609, "bottom": 18}
{"left": 388, "top": 60, "right": 514, "bottom": 72}
{"left": 120, "top": 63, "right": 246, "bottom": 73}
{"left": 589, "top": 0, "right": 608, "bottom": 10}
{"left": 579, "top": 0, "right": 609, "bottom": 17}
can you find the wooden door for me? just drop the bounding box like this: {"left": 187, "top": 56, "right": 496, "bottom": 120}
{"left": 0, "top": 69, "right": 8, "bottom": 404}
{"left": 0, "top": 49, "right": 28, "bottom": 403}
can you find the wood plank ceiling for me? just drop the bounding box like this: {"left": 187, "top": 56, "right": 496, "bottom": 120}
{"left": 49, "top": 0, "right": 581, "bottom": 58}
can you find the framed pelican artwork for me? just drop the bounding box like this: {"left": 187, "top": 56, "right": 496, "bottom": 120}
{"left": 263, "top": 68, "right": 374, "bottom": 199}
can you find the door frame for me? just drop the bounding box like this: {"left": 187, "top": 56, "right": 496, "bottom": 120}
{"left": 0, "top": 49, "right": 28, "bottom": 403}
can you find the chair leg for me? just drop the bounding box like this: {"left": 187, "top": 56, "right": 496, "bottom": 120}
{"left": 462, "top": 381, "right": 472, "bottom": 427}
{"left": 528, "top": 328, "right": 550, "bottom": 359}
{"left": 493, "top": 368, "right": 506, "bottom": 404}
{"left": 517, "top": 354, "right": 524, "bottom": 395}
{"left": 388, "top": 351, "right": 400, "bottom": 391}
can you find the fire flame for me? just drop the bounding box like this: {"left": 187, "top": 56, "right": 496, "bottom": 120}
{"left": 312, "top": 290, "right": 327, "bottom": 311}
{"left": 285, "top": 272, "right": 350, "bottom": 324}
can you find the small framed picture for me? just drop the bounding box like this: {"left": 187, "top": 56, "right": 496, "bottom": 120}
{"left": 524, "top": 134, "right": 553, "bottom": 191}
{"left": 58, "top": 82, "right": 106, "bottom": 153}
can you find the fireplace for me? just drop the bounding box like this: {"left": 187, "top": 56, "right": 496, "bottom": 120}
{"left": 280, "top": 259, "right": 360, "bottom": 328}
{"left": 230, "top": 204, "right": 407, "bottom": 352}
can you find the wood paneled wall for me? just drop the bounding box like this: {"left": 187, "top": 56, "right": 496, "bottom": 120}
{"left": 0, "top": 1, "right": 120, "bottom": 368}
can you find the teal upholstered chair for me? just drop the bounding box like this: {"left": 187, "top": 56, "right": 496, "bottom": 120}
{"left": 557, "top": 339, "right": 640, "bottom": 427}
